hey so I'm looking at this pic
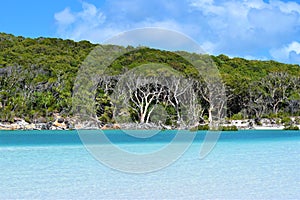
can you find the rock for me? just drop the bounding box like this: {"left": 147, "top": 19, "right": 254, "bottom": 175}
{"left": 100, "top": 123, "right": 121, "bottom": 130}
{"left": 57, "top": 118, "right": 64, "bottom": 123}
{"left": 53, "top": 121, "right": 67, "bottom": 130}
{"left": 101, "top": 124, "right": 113, "bottom": 130}
{"left": 113, "top": 124, "right": 121, "bottom": 129}
{"left": 0, "top": 126, "right": 10, "bottom": 130}
{"left": 41, "top": 124, "right": 47, "bottom": 130}
{"left": 36, "top": 117, "right": 47, "bottom": 123}
{"left": 24, "top": 124, "right": 35, "bottom": 130}
{"left": 47, "top": 122, "right": 52, "bottom": 129}
{"left": 75, "top": 124, "right": 83, "bottom": 130}
{"left": 67, "top": 124, "right": 74, "bottom": 130}
{"left": 74, "top": 120, "right": 101, "bottom": 130}
{"left": 116, "top": 123, "right": 163, "bottom": 130}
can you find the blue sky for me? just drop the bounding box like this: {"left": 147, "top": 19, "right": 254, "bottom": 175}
{"left": 1, "top": 0, "right": 300, "bottom": 64}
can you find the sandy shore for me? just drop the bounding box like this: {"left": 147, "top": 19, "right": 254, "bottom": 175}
{"left": 252, "top": 126, "right": 285, "bottom": 130}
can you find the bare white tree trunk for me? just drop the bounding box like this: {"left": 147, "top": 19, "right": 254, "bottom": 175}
{"left": 197, "top": 80, "right": 226, "bottom": 129}
{"left": 112, "top": 72, "right": 201, "bottom": 128}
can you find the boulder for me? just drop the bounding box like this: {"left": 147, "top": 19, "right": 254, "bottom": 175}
{"left": 113, "top": 124, "right": 121, "bottom": 129}
{"left": 57, "top": 118, "right": 64, "bottom": 123}
{"left": 36, "top": 117, "right": 47, "bottom": 123}
{"left": 101, "top": 124, "right": 113, "bottom": 130}
{"left": 53, "top": 118, "right": 67, "bottom": 130}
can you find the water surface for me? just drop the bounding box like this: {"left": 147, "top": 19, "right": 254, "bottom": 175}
{"left": 0, "top": 130, "right": 299, "bottom": 199}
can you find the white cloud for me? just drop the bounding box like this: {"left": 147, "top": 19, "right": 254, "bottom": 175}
{"left": 270, "top": 0, "right": 300, "bottom": 13}
{"left": 270, "top": 41, "right": 300, "bottom": 63}
{"left": 189, "top": 0, "right": 225, "bottom": 15}
{"left": 289, "top": 51, "right": 300, "bottom": 63}
{"left": 54, "top": 8, "right": 75, "bottom": 25}
{"left": 54, "top": 2, "right": 106, "bottom": 41}
{"left": 188, "top": 0, "right": 300, "bottom": 63}
{"left": 200, "top": 41, "right": 216, "bottom": 54}
{"left": 54, "top": 0, "right": 300, "bottom": 64}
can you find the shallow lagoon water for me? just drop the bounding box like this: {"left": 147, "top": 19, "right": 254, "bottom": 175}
{"left": 0, "top": 130, "right": 299, "bottom": 199}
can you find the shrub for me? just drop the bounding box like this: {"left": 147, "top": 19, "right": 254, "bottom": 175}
{"left": 281, "top": 117, "right": 292, "bottom": 125}
{"left": 197, "top": 124, "right": 209, "bottom": 130}
{"left": 283, "top": 125, "right": 299, "bottom": 130}
{"left": 295, "top": 117, "right": 300, "bottom": 125}
{"left": 221, "top": 125, "right": 238, "bottom": 131}
{"left": 191, "top": 124, "right": 238, "bottom": 131}
{"left": 231, "top": 113, "right": 243, "bottom": 120}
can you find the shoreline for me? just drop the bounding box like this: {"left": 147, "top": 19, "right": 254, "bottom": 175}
{"left": 1, "top": 117, "right": 299, "bottom": 131}
{"left": 1, "top": 125, "right": 299, "bottom": 131}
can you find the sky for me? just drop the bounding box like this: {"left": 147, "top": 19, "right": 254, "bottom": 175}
{"left": 1, "top": 0, "right": 300, "bottom": 64}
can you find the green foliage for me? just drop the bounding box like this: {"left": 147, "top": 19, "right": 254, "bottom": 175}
{"left": 231, "top": 113, "right": 244, "bottom": 120}
{"left": 192, "top": 124, "right": 238, "bottom": 131}
{"left": 281, "top": 117, "right": 292, "bottom": 125}
{"left": 95, "top": 88, "right": 114, "bottom": 124}
{"left": 0, "top": 33, "right": 96, "bottom": 122}
{"left": 196, "top": 124, "right": 209, "bottom": 130}
{"left": 283, "top": 125, "right": 299, "bottom": 130}
{"left": 107, "top": 48, "right": 199, "bottom": 78}
{"left": 295, "top": 117, "right": 300, "bottom": 125}
{"left": 0, "top": 32, "right": 299, "bottom": 125}
{"left": 221, "top": 126, "right": 238, "bottom": 131}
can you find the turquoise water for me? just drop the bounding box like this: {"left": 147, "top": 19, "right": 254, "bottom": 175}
{"left": 0, "top": 130, "right": 299, "bottom": 199}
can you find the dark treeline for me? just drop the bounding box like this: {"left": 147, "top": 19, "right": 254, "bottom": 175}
{"left": 0, "top": 32, "right": 299, "bottom": 124}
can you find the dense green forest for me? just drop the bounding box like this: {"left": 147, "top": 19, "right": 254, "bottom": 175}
{"left": 0, "top": 32, "right": 299, "bottom": 126}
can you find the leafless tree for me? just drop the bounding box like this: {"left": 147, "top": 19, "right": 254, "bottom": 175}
{"left": 245, "top": 84, "right": 268, "bottom": 118}
{"left": 112, "top": 72, "right": 202, "bottom": 127}
{"left": 164, "top": 77, "right": 202, "bottom": 127}
{"left": 113, "top": 74, "right": 165, "bottom": 123}
{"left": 196, "top": 80, "right": 227, "bottom": 128}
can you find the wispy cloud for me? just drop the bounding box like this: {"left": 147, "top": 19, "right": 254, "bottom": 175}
{"left": 54, "top": 0, "right": 300, "bottom": 64}
{"left": 54, "top": 2, "right": 106, "bottom": 41}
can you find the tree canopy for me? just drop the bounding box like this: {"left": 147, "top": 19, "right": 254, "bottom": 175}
{"left": 0, "top": 32, "right": 299, "bottom": 124}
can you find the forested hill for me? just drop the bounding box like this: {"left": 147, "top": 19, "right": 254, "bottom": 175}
{"left": 0, "top": 32, "right": 299, "bottom": 123}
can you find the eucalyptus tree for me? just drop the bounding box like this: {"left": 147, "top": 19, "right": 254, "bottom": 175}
{"left": 245, "top": 72, "right": 299, "bottom": 117}
{"left": 108, "top": 63, "right": 202, "bottom": 127}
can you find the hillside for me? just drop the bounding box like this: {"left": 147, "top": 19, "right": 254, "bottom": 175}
{"left": 0, "top": 32, "right": 299, "bottom": 126}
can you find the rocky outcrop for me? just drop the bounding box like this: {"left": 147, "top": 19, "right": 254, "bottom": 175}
{"left": 74, "top": 120, "right": 101, "bottom": 130}
{"left": 117, "top": 123, "right": 162, "bottom": 130}
{"left": 52, "top": 117, "right": 67, "bottom": 130}
{"left": 1, "top": 116, "right": 299, "bottom": 131}
{"left": 0, "top": 116, "right": 75, "bottom": 130}
{"left": 101, "top": 123, "right": 121, "bottom": 130}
